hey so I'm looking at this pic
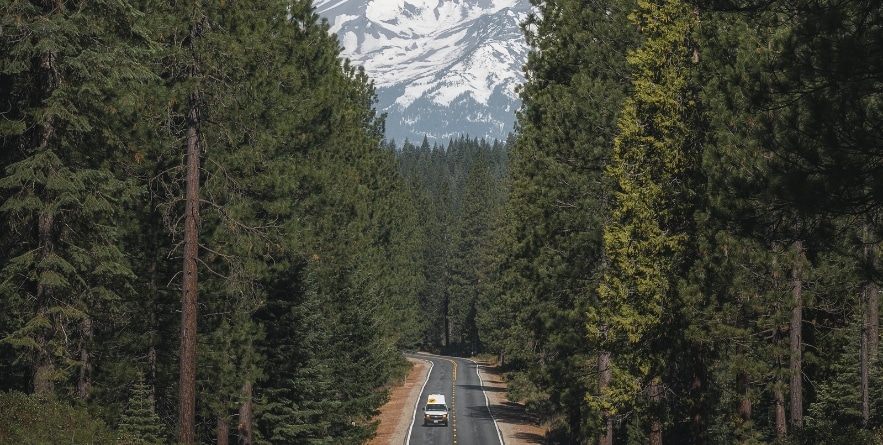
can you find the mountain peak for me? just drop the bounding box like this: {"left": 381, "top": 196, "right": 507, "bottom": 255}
{"left": 316, "top": 0, "right": 529, "bottom": 143}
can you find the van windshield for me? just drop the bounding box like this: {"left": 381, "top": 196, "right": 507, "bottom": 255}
{"left": 426, "top": 404, "right": 446, "bottom": 411}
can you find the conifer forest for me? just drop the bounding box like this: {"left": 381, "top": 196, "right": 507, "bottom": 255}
{"left": 1, "top": 0, "right": 882, "bottom": 444}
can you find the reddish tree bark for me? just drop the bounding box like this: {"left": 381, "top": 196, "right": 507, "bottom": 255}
{"left": 217, "top": 417, "right": 229, "bottom": 445}
{"left": 178, "top": 90, "right": 201, "bottom": 445}
{"left": 862, "top": 220, "right": 879, "bottom": 426}
{"left": 32, "top": 0, "right": 61, "bottom": 395}
{"left": 238, "top": 380, "right": 253, "bottom": 445}
{"left": 77, "top": 317, "right": 93, "bottom": 400}
{"left": 774, "top": 383, "right": 787, "bottom": 438}
{"left": 649, "top": 379, "right": 663, "bottom": 445}
{"left": 736, "top": 371, "right": 751, "bottom": 425}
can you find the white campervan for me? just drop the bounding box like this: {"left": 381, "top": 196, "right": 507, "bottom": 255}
{"left": 423, "top": 394, "right": 449, "bottom": 426}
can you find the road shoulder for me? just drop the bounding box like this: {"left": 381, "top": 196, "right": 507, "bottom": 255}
{"left": 475, "top": 359, "right": 546, "bottom": 444}
{"left": 367, "top": 357, "right": 430, "bottom": 445}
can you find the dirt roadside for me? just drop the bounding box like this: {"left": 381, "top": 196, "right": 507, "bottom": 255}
{"left": 367, "top": 355, "right": 545, "bottom": 445}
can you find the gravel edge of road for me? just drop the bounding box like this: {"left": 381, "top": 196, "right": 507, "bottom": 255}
{"left": 475, "top": 359, "right": 546, "bottom": 444}
{"left": 367, "top": 357, "right": 431, "bottom": 445}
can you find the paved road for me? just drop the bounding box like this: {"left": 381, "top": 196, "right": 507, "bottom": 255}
{"left": 405, "top": 354, "right": 503, "bottom": 445}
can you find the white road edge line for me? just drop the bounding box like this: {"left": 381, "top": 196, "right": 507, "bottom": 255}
{"left": 405, "top": 358, "right": 433, "bottom": 445}
{"left": 470, "top": 358, "right": 505, "bottom": 445}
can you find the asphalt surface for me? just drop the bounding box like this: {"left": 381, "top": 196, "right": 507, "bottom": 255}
{"left": 405, "top": 354, "right": 504, "bottom": 445}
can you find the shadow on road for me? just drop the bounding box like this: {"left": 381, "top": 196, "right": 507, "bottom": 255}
{"left": 459, "top": 383, "right": 506, "bottom": 393}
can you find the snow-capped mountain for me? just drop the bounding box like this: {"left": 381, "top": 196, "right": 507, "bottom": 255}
{"left": 315, "top": 0, "right": 530, "bottom": 144}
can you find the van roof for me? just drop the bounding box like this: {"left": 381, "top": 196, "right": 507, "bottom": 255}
{"left": 427, "top": 394, "right": 446, "bottom": 404}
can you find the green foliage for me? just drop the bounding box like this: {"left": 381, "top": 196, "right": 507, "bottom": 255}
{"left": 595, "top": 0, "right": 699, "bottom": 349}
{"left": 495, "top": 0, "right": 883, "bottom": 442}
{"left": 4, "top": 0, "right": 883, "bottom": 443}
{"left": 1, "top": 0, "right": 426, "bottom": 443}
{"left": 499, "top": 0, "right": 638, "bottom": 439}
{"left": 800, "top": 361, "right": 883, "bottom": 445}
{"left": 0, "top": 0, "right": 148, "bottom": 398}
{"left": 251, "top": 262, "right": 337, "bottom": 444}
{"left": 449, "top": 154, "right": 501, "bottom": 352}
{"left": 0, "top": 391, "right": 115, "bottom": 444}
{"left": 117, "top": 375, "right": 167, "bottom": 445}
{"left": 395, "top": 136, "right": 509, "bottom": 352}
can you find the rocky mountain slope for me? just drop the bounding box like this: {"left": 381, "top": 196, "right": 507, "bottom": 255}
{"left": 315, "top": 0, "right": 530, "bottom": 144}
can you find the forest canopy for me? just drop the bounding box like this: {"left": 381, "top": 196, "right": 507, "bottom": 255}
{"left": 2, "top": 0, "right": 883, "bottom": 444}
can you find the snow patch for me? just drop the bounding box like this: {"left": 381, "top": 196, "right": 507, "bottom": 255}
{"left": 318, "top": 0, "right": 531, "bottom": 142}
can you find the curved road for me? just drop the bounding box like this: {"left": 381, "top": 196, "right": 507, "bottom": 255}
{"left": 405, "top": 354, "right": 503, "bottom": 445}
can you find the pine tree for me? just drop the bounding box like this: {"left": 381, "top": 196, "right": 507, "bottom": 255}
{"left": 593, "top": 1, "right": 701, "bottom": 442}
{"left": 449, "top": 155, "right": 500, "bottom": 354}
{"left": 502, "top": 0, "right": 637, "bottom": 439}
{"left": 753, "top": 2, "right": 883, "bottom": 434}
{"left": 117, "top": 374, "right": 167, "bottom": 445}
{"left": 0, "top": 0, "right": 152, "bottom": 398}
{"left": 251, "top": 261, "right": 336, "bottom": 444}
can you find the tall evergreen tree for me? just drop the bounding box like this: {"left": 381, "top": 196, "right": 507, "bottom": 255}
{"left": 502, "top": 0, "right": 637, "bottom": 440}
{"left": 593, "top": 1, "right": 701, "bottom": 442}
{"left": 0, "top": 0, "right": 151, "bottom": 398}
{"left": 749, "top": 1, "right": 883, "bottom": 437}
{"left": 449, "top": 155, "right": 500, "bottom": 354}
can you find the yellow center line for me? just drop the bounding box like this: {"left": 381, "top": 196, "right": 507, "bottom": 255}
{"left": 447, "top": 358, "right": 458, "bottom": 444}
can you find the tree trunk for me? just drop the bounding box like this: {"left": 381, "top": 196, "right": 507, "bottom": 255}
{"left": 34, "top": 192, "right": 56, "bottom": 395}
{"left": 736, "top": 371, "right": 751, "bottom": 426}
{"left": 598, "top": 324, "right": 613, "bottom": 445}
{"left": 217, "top": 417, "right": 229, "bottom": 445}
{"left": 789, "top": 240, "right": 803, "bottom": 429}
{"left": 649, "top": 378, "right": 663, "bottom": 445}
{"left": 868, "top": 222, "right": 880, "bottom": 358}
{"left": 862, "top": 311, "right": 870, "bottom": 427}
{"left": 771, "top": 244, "right": 787, "bottom": 439}
{"left": 148, "top": 215, "right": 161, "bottom": 403}
{"left": 568, "top": 400, "right": 582, "bottom": 445}
{"left": 238, "top": 380, "right": 254, "bottom": 445}
{"left": 774, "top": 381, "right": 787, "bottom": 438}
{"left": 77, "top": 317, "right": 93, "bottom": 400}
{"left": 870, "top": 280, "right": 879, "bottom": 361}
{"left": 178, "top": 90, "right": 201, "bottom": 445}
{"left": 444, "top": 289, "right": 450, "bottom": 348}
{"left": 690, "top": 371, "right": 706, "bottom": 441}
{"left": 32, "top": 6, "right": 60, "bottom": 393}
{"left": 32, "top": 304, "right": 54, "bottom": 394}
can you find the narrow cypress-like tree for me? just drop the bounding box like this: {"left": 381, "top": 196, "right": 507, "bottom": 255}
{"left": 593, "top": 1, "right": 701, "bottom": 442}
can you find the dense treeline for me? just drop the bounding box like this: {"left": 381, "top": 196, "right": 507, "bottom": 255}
{"left": 394, "top": 135, "right": 510, "bottom": 353}
{"left": 5, "top": 0, "right": 883, "bottom": 444}
{"left": 0, "top": 1, "right": 425, "bottom": 444}
{"left": 476, "top": 0, "right": 883, "bottom": 444}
